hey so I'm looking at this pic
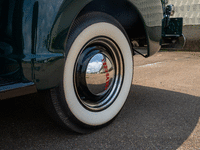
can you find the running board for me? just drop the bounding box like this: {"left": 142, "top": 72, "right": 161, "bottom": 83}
{"left": 0, "top": 81, "right": 37, "bottom": 100}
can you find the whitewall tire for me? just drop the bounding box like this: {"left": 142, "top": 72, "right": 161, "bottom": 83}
{"left": 48, "top": 12, "right": 133, "bottom": 133}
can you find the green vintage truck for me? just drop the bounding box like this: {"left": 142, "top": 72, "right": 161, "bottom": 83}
{"left": 0, "top": 0, "right": 181, "bottom": 133}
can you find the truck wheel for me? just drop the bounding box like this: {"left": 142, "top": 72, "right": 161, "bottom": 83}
{"left": 47, "top": 12, "right": 133, "bottom": 133}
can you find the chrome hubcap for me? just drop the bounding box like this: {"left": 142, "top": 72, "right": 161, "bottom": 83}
{"left": 86, "top": 53, "right": 115, "bottom": 95}
{"left": 74, "top": 37, "right": 124, "bottom": 111}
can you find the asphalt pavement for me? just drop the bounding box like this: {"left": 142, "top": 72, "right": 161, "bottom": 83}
{"left": 0, "top": 51, "right": 199, "bottom": 150}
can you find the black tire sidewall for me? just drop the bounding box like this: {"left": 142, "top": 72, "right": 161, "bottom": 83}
{"left": 52, "top": 12, "right": 133, "bottom": 133}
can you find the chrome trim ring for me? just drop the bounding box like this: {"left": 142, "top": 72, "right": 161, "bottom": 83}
{"left": 74, "top": 37, "right": 124, "bottom": 111}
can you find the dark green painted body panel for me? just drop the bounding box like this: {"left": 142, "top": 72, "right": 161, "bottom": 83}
{"left": 1, "top": 0, "right": 163, "bottom": 90}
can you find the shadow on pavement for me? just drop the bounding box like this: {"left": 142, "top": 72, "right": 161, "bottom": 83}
{"left": 0, "top": 85, "right": 199, "bottom": 149}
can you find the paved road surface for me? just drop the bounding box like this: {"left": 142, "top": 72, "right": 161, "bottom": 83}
{"left": 0, "top": 51, "right": 199, "bottom": 150}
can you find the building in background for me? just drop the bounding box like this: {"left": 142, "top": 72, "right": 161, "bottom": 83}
{"left": 168, "top": 0, "right": 200, "bottom": 51}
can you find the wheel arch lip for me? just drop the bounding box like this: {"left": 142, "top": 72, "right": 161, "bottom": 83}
{"left": 22, "top": 0, "right": 162, "bottom": 90}
{"left": 50, "top": 0, "right": 163, "bottom": 57}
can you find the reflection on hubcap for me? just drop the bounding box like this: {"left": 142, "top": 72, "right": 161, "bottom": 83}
{"left": 86, "top": 53, "right": 115, "bottom": 95}
{"left": 74, "top": 37, "right": 123, "bottom": 111}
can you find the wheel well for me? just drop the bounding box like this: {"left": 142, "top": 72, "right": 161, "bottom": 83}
{"left": 75, "top": 0, "right": 147, "bottom": 45}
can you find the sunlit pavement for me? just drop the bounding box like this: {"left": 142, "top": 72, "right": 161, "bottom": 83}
{"left": 134, "top": 51, "right": 200, "bottom": 150}
{"left": 0, "top": 51, "right": 199, "bottom": 149}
